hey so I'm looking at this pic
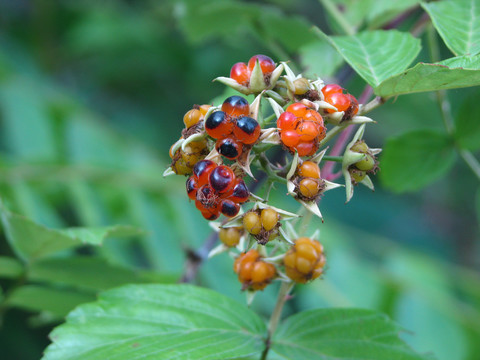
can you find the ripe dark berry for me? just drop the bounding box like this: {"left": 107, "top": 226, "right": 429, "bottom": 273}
{"left": 209, "top": 165, "right": 235, "bottom": 193}
{"left": 216, "top": 137, "right": 242, "bottom": 160}
{"left": 193, "top": 160, "right": 216, "bottom": 186}
{"left": 284, "top": 237, "right": 325, "bottom": 283}
{"left": 186, "top": 176, "right": 198, "bottom": 200}
{"left": 220, "top": 199, "right": 240, "bottom": 217}
{"left": 233, "top": 116, "right": 261, "bottom": 144}
{"left": 230, "top": 62, "right": 250, "bottom": 86}
{"left": 228, "top": 179, "right": 249, "bottom": 203}
{"left": 200, "top": 207, "right": 221, "bottom": 221}
{"left": 221, "top": 96, "right": 250, "bottom": 118}
{"left": 247, "top": 55, "right": 276, "bottom": 74}
{"left": 195, "top": 184, "right": 218, "bottom": 210}
{"left": 205, "top": 111, "right": 234, "bottom": 139}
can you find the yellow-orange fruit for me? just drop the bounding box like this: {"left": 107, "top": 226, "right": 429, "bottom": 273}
{"left": 219, "top": 227, "right": 243, "bottom": 247}
{"left": 283, "top": 237, "right": 326, "bottom": 283}
{"left": 234, "top": 249, "right": 276, "bottom": 290}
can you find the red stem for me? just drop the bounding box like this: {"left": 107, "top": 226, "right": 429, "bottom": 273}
{"left": 322, "top": 85, "right": 374, "bottom": 181}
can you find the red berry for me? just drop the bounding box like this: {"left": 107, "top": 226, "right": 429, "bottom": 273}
{"left": 346, "top": 94, "right": 359, "bottom": 117}
{"left": 193, "top": 160, "right": 216, "bottom": 186}
{"left": 230, "top": 62, "right": 250, "bottom": 86}
{"left": 297, "top": 121, "right": 320, "bottom": 142}
{"left": 296, "top": 141, "right": 317, "bottom": 157}
{"left": 325, "top": 92, "right": 351, "bottom": 113}
{"left": 277, "top": 111, "right": 298, "bottom": 131}
{"left": 303, "top": 109, "right": 323, "bottom": 125}
{"left": 286, "top": 103, "right": 308, "bottom": 118}
{"left": 205, "top": 111, "right": 234, "bottom": 139}
{"left": 281, "top": 130, "right": 300, "bottom": 147}
{"left": 247, "top": 55, "right": 276, "bottom": 74}
{"left": 216, "top": 137, "right": 243, "bottom": 160}
{"left": 195, "top": 185, "right": 218, "bottom": 209}
{"left": 200, "top": 207, "right": 221, "bottom": 221}
{"left": 209, "top": 165, "right": 235, "bottom": 193}
{"left": 321, "top": 84, "right": 343, "bottom": 98}
{"left": 227, "top": 179, "right": 250, "bottom": 203}
{"left": 233, "top": 116, "right": 261, "bottom": 144}
{"left": 222, "top": 96, "right": 250, "bottom": 118}
{"left": 186, "top": 176, "right": 198, "bottom": 200}
{"left": 220, "top": 199, "right": 240, "bottom": 217}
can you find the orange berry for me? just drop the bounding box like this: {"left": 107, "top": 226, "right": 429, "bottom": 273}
{"left": 284, "top": 237, "right": 325, "bottom": 283}
{"left": 296, "top": 141, "right": 317, "bottom": 157}
{"left": 219, "top": 227, "right": 243, "bottom": 247}
{"left": 230, "top": 62, "right": 250, "bottom": 86}
{"left": 183, "top": 109, "right": 203, "bottom": 128}
{"left": 247, "top": 55, "right": 276, "bottom": 74}
{"left": 298, "top": 178, "right": 321, "bottom": 198}
{"left": 321, "top": 83, "right": 343, "bottom": 98}
{"left": 286, "top": 102, "right": 308, "bottom": 117}
{"left": 260, "top": 208, "right": 278, "bottom": 231}
{"left": 234, "top": 249, "right": 276, "bottom": 290}
{"left": 298, "top": 161, "right": 321, "bottom": 179}
{"left": 325, "top": 92, "right": 351, "bottom": 113}
{"left": 281, "top": 130, "right": 300, "bottom": 148}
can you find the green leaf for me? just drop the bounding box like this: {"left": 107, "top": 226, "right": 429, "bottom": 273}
{"left": 299, "top": 40, "right": 344, "bottom": 77}
{"left": 7, "top": 285, "right": 95, "bottom": 318}
{"left": 367, "top": 1, "right": 421, "bottom": 29}
{"left": 28, "top": 257, "right": 176, "bottom": 292}
{"left": 43, "top": 284, "right": 266, "bottom": 360}
{"left": 375, "top": 54, "right": 480, "bottom": 97}
{"left": 0, "top": 204, "right": 143, "bottom": 262}
{"left": 422, "top": 0, "right": 480, "bottom": 56}
{"left": 380, "top": 130, "right": 456, "bottom": 192}
{"left": 314, "top": 28, "right": 421, "bottom": 87}
{"left": 272, "top": 308, "right": 430, "bottom": 359}
{"left": 454, "top": 90, "right": 480, "bottom": 150}
{"left": 0, "top": 256, "right": 23, "bottom": 279}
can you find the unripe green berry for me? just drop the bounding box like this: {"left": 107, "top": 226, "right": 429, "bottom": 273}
{"left": 350, "top": 168, "right": 366, "bottom": 183}
{"left": 355, "top": 154, "right": 375, "bottom": 171}
{"left": 293, "top": 78, "right": 310, "bottom": 95}
{"left": 350, "top": 140, "right": 369, "bottom": 154}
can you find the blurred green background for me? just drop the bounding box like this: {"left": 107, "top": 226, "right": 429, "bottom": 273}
{"left": 0, "top": 1, "right": 479, "bottom": 359}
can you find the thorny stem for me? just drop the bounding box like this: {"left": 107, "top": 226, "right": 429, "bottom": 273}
{"left": 261, "top": 281, "right": 295, "bottom": 360}
{"left": 318, "top": 0, "right": 355, "bottom": 36}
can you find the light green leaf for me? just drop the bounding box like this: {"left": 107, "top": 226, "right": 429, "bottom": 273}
{"left": 43, "top": 284, "right": 266, "bottom": 360}
{"left": 7, "top": 285, "right": 95, "bottom": 318}
{"left": 314, "top": 28, "right": 421, "bottom": 87}
{"left": 28, "top": 257, "right": 176, "bottom": 292}
{"left": 422, "top": 0, "right": 480, "bottom": 56}
{"left": 299, "top": 40, "right": 344, "bottom": 77}
{"left": 273, "top": 308, "right": 430, "bottom": 359}
{"left": 380, "top": 130, "right": 456, "bottom": 192}
{"left": 0, "top": 204, "right": 143, "bottom": 262}
{"left": 454, "top": 90, "right": 480, "bottom": 150}
{"left": 375, "top": 54, "right": 480, "bottom": 97}
{"left": 367, "top": 1, "right": 421, "bottom": 29}
{"left": 0, "top": 256, "right": 23, "bottom": 279}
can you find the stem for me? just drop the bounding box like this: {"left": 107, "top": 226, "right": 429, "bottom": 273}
{"left": 359, "top": 96, "right": 386, "bottom": 116}
{"left": 459, "top": 150, "right": 480, "bottom": 181}
{"left": 319, "top": 0, "right": 355, "bottom": 35}
{"left": 261, "top": 281, "right": 294, "bottom": 360}
{"left": 322, "top": 156, "right": 343, "bottom": 162}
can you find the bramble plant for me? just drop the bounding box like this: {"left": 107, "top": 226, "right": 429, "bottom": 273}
{"left": 1, "top": 0, "right": 480, "bottom": 359}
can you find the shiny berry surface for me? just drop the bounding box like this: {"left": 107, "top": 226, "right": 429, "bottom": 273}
{"left": 297, "top": 121, "right": 320, "bottom": 142}
{"left": 260, "top": 208, "right": 278, "bottom": 231}
{"left": 298, "top": 178, "right": 321, "bottom": 199}
{"left": 325, "top": 92, "right": 351, "bottom": 113}
{"left": 209, "top": 165, "right": 235, "bottom": 193}
{"left": 247, "top": 54, "right": 276, "bottom": 74}
{"left": 183, "top": 109, "right": 202, "bottom": 129}
{"left": 193, "top": 160, "right": 216, "bottom": 186}
{"left": 186, "top": 177, "right": 198, "bottom": 200}
{"left": 286, "top": 102, "right": 308, "bottom": 117}
{"left": 346, "top": 94, "right": 359, "bottom": 117}
{"left": 296, "top": 141, "right": 317, "bottom": 157}
{"left": 219, "top": 227, "right": 243, "bottom": 247}
{"left": 228, "top": 180, "right": 249, "bottom": 203}
{"left": 281, "top": 130, "right": 300, "bottom": 147}
{"left": 205, "top": 111, "right": 234, "bottom": 139}
{"left": 284, "top": 237, "right": 325, "bottom": 284}
{"left": 298, "top": 161, "right": 321, "bottom": 179}
{"left": 233, "top": 116, "right": 261, "bottom": 144}
{"left": 277, "top": 111, "right": 298, "bottom": 130}
{"left": 216, "top": 137, "right": 242, "bottom": 160}
{"left": 321, "top": 84, "right": 343, "bottom": 98}
{"left": 221, "top": 96, "right": 250, "bottom": 117}
{"left": 243, "top": 212, "right": 262, "bottom": 235}
{"left": 230, "top": 62, "right": 250, "bottom": 86}
{"left": 234, "top": 249, "right": 276, "bottom": 290}
{"left": 220, "top": 199, "right": 240, "bottom": 217}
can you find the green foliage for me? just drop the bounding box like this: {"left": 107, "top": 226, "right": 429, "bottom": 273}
{"left": 380, "top": 130, "right": 456, "bottom": 192}
{"left": 43, "top": 284, "right": 430, "bottom": 360}
{"left": 454, "top": 91, "right": 480, "bottom": 150}
{"left": 0, "top": 256, "right": 23, "bottom": 278}
{"left": 422, "top": 0, "right": 480, "bottom": 56}
{"left": 315, "top": 28, "right": 421, "bottom": 88}
{"left": 375, "top": 55, "right": 480, "bottom": 97}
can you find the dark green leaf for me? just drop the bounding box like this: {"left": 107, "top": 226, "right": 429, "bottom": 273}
{"left": 0, "top": 256, "right": 23, "bottom": 279}
{"left": 28, "top": 257, "right": 176, "bottom": 292}
{"left": 273, "top": 308, "right": 430, "bottom": 359}
{"left": 43, "top": 284, "right": 266, "bottom": 360}
{"left": 314, "top": 28, "right": 420, "bottom": 87}
{"left": 454, "top": 91, "right": 480, "bottom": 150}
{"left": 0, "top": 204, "right": 143, "bottom": 262}
{"left": 380, "top": 130, "right": 456, "bottom": 192}
{"left": 7, "top": 285, "right": 95, "bottom": 318}
{"left": 422, "top": 0, "right": 480, "bottom": 56}
{"left": 375, "top": 54, "right": 480, "bottom": 97}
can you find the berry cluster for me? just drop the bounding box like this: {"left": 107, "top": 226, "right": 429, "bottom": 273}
{"left": 186, "top": 160, "right": 249, "bottom": 220}
{"left": 284, "top": 237, "right": 326, "bottom": 284}
{"left": 242, "top": 208, "right": 280, "bottom": 245}
{"left": 293, "top": 160, "right": 324, "bottom": 201}
{"left": 348, "top": 140, "right": 378, "bottom": 184}
{"left": 321, "top": 84, "right": 359, "bottom": 120}
{"left": 169, "top": 139, "right": 208, "bottom": 175}
{"left": 234, "top": 249, "right": 276, "bottom": 290}
{"left": 205, "top": 96, "right": 261, "bottom": 160}
{"left": 230, "top": 55, "right": 276, "bottom": 87}
{"left": 277, "top": 102, "right": 326, "bottom": 156}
